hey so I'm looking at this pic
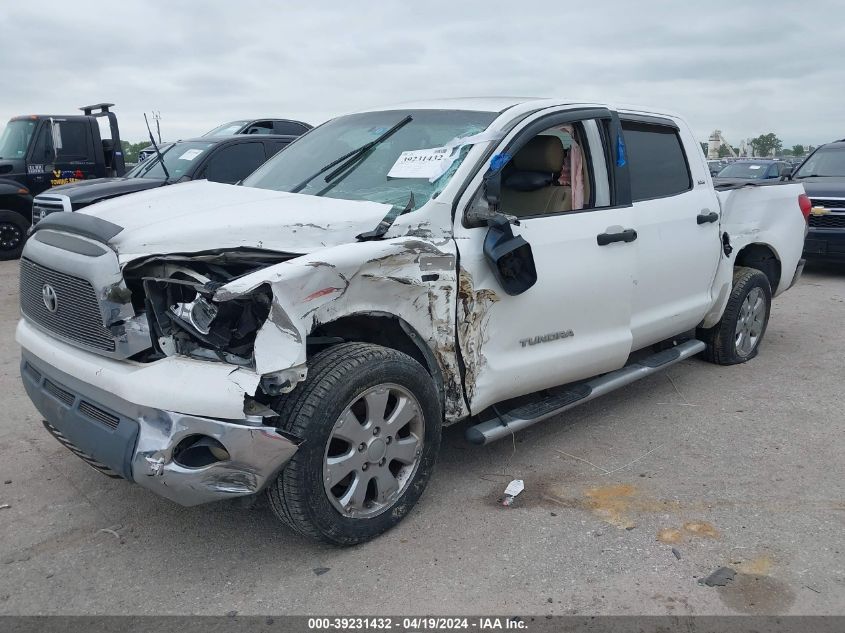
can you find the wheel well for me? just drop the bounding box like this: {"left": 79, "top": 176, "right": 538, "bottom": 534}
{"left": 735, "top": 244, "right": 781, "bottom": 292}
{"left": 309, "top": 313, "right": 442, "bottom": 390}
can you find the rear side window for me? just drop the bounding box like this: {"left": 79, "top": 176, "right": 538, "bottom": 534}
{"left": 53, "top": 121, "right": 92, "bottom": 161}
{"left": 266, "top": 140, "right": 290, "bottom": 157}
{"left": 621, "top": 122, "right": 691, "bottom": 201}
{"left": 274, "top": 121, "right": 310, "bottom": 135}
{"left": 204, "top": 142, "right": 267, "bottom": 184}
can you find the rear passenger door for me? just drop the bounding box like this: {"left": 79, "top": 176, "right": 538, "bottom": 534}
{"left": 620, "top": 116, "right": 721, "bottom": 349}
{"left": 200, "top": 141, "right": 267, "bottom": 184}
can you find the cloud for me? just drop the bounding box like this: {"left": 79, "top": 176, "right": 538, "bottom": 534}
{"left": 0, "top": 0, "right": 840, "bottom": 147}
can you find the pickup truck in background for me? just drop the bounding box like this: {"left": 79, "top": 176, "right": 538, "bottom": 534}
{"left": 31, "top": 133, "right": 300, "bottom": 225}
{"left": 0, "top": 104, "right": 125, "bottom": 259}
{"left": 16, "top": 98, "right": 808, "bottom": 545}
{"left": 787, "top": 138, "right": 845, "bottom": 261}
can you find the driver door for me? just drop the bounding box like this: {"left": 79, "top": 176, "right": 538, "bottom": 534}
{"left": 453, "top": 108, "right": 636, "bottom": 414}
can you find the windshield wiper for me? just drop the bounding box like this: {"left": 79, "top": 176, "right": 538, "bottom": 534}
{"left": 357, "top": 192, "right": 415, "bottom": 242}
{"left": 144, "top": 113, "right": 171, "bottom": 183}
{"left": 290, "top": 115, "right": 412, "bottom": 194}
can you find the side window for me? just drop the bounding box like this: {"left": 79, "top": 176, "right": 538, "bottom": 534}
{"left": 266, "top": 140, "right": 289, "bottom": 157}
{"left": 243, "top": 121, "right": 274, "bottom": 135}
{"left": 621, "top": 122, "right": 691, "bottom": 201}
{"left": 274, "top": 121, "right": 310, "bottom": 136}
{"left": 497, "top": 119, "right": 611, "bottom": 219}
{"left": 29, "top": 124, "right": 52, "bottom": 161}
{"left": 203, "top": 142, "right": 267, "bottom": 184}
{"left": 53, "top": 121, "right": 92, "bottom": 161}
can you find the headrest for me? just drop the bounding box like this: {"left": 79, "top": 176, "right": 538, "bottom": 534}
{"left": 512, "top": 136, "right": 564, "bottom": 172}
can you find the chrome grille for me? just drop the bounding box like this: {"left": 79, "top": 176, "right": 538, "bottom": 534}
{"left": 809, "top": 198, "right": 845, "bottom": 211}
{"left": 20, "top": 258, "right": 115, "bottom": 352}
{"left": 31, "top": 197, "right": 66, "bottom": 225}
{"left": 809, "top": 213, "right": 845, "bottom": 229}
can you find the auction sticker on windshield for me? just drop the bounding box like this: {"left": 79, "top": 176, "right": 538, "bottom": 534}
{"left": 178, "top": 149, "right": 204, "bottom": 161}
{"left": 388, "top": 147, "right": 452, "bottom": 179}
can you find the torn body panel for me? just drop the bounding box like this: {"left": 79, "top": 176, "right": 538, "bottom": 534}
{"left": 702, "top": 183, "right": 807, "bottom": 328}
{"left": 215, "top": 236, "right": 469, "bottom": 422}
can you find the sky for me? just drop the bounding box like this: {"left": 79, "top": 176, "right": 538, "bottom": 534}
{"left": 1, "top": 1, "right": 841, "bottom": 148}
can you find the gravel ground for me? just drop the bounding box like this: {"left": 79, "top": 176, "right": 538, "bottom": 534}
{"left": 0, "top": 258, "right": 842, "bottom": 616}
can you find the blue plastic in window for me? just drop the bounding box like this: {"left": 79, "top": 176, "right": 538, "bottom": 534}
{"left": 489, "top": 152, "right": 511, "bottom": 172}
{"left": 616, "top": 134, "right": 627, "bottom": 167}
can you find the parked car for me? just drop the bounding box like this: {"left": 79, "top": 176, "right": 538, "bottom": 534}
{"left": 788, "top": 138, "right": 845, "bottom": 261}
{"left": 137, "top": 118, "right": 312, "bottom": 162}
{"left": 31, "top": 134, "right": 298, "bottom": 224}
{"left": 713, "top": 159, "right": 793, "bottom": 185}
{"left": 18, "top": 98, "right": 808, "bottom": 545}
{"left": 706, "top": 159, "right": 725, "bottom": 176}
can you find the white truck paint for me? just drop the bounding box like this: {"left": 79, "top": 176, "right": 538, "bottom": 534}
{"left": 16, "top": 98, "right": 807, "bottom": 531}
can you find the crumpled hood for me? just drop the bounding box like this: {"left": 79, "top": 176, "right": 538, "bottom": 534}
{"left": 79, "top": 180, "right": 394, "bottom": 258}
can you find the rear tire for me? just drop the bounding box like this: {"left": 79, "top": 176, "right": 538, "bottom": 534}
{"left": 0, "top": 210, "right": 28, "bottom": 261}
{"left": 699, "top": 266, "right": 772, "bottom": 365}
{"left": 266, "top": 343, "right": 442, "bottom": 545}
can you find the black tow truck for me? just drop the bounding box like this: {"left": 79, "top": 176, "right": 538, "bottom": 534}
{"left": 0, "top": 103, "right": 125, "bottom": 259}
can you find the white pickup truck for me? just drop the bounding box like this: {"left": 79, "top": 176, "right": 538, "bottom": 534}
{"left": 17, "top": 98, "right": 809, "bottom": 545}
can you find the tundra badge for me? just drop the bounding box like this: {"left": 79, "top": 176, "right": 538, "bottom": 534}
{"left": 519, "top": 330, "right": 574, "bottom": 347}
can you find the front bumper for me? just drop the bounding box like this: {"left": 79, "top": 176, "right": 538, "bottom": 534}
{"left": 804, "top": 228, "right": 845, "bottom": 261}
{"left": 19, "top": 324, "right": 299, "bottom": 506}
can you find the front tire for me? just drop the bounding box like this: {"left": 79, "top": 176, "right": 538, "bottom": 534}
{"left": 699, "top": 266, "right": 772, "bottom": 365}
{"left": 0, "top": 210, "right": 29, "bottom": 261}
{"left": 267, "top": 343, "right": 442, "bottom": 545}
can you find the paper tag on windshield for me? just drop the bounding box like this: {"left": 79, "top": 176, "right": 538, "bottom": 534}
{"left": 748, "top": 165, "right": 761, "bottom": 169}
{"left": 388, "top": 147, "right": 453, "bottom": 179}
{"left": 178, "top": 149, "right": 203, "bottom": 161}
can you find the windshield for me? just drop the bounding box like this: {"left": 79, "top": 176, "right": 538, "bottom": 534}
{"left": 242, "top": 109, "right": 497, "bottom": 209}
{"left": 0, "top": 119, "right": 38, "bottom": 159}
{"left": 125, "top": 141, "right": 215, "bottom": 180}
{"left": 716, "top": 162, "right": 771, "bottom": 179}
{"left": 794, "top": 147, "right": 845, "bottom": 178}
{"left": 203, "top": 121, "right": 248, "bottom": 137}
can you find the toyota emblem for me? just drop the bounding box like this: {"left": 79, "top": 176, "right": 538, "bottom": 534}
{"left": 42, "top": 284, "right": 58, "bottom": 313}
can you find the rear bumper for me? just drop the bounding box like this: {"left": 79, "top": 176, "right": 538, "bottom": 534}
{"left": 804, "top": 228, "right": 845, "bottom": 261}
{"left": 788, "top": 258, "right": 806, "bottom": 289}
{"left": 19, "top": 334, "right": 299, "bottom": 507}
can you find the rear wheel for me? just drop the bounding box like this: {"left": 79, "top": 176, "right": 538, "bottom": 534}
{"left": 699, "top": 266, "right": 772, "bottom": 365}
{"left": 266, "top": 343, "right": 442, "bottom": 545}
{"left": 0, "top": 210, "right": 28, "bottom": 261}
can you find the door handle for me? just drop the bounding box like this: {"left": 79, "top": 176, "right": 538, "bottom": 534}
{"left": 697, "top": 211, "right": 719, "bottom": 224}
{"left": 597, "top": 228, "right": 637, "bottom": 246}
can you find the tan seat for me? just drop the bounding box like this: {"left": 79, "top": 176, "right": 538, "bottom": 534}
{"left": 500, "top": 136, "right": 571, "bottom": 217}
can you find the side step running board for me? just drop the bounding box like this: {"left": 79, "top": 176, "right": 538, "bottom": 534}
{"left": 465, "top": 339, "right": 705, "bottom": 445}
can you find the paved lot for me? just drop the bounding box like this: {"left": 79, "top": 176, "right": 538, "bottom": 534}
{"left": 0, "top": 258, "right": 842, "bottom": 616}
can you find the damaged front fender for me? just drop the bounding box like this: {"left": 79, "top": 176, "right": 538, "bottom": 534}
{"left": 215, "top": 237, "right": 469, "bottom": 421}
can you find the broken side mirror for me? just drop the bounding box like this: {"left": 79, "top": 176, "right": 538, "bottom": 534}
{"left": 483, "top": 216, "right": 537, "bottom": 296}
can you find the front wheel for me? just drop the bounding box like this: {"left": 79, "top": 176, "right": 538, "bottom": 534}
{"left": 266, "top": 343, "right": 442, "bottom": 545}
{"left": 0, "top": 210, "right": 29, "bottom": 261}
{"left": 699, "top": 266, "right": 772, "bottom": 365}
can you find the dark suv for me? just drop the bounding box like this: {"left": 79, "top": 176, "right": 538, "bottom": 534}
{"left": 137, "top": 118, "right": 311, "bottom": 162}
{"left": 32, "top": 134, "right": 296, "bottom": 224}
{"left": 789, "top": 140, "right": 845, "bottom": 262}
